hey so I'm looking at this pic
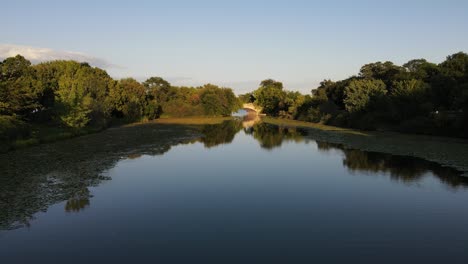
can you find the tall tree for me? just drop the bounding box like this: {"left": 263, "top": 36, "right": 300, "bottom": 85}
{"left": 359, "top": 61, "right": 406, "bottom": 88}
{"left": 107, "top": 78, "right": 147, "bottom": 121}
{"left": 344, "top": 79, "right": 387, "bottom": 113}
{"left": 254, "top": 79, "right": 287, "bottom": 115}
{"left": 143, "top": 77, "right": 173, "bottom": 103}
{"left": 0, "top": 55, "right": 39, "bottom": 118}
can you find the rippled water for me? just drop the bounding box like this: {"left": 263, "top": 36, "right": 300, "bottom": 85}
{"left": 1, "top": 120, "right": 468, "bottom": 263}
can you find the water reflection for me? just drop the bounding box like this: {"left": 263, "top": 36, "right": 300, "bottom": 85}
{"left": 200, "top": 121, "right": 243, "bottom": 148}
{"left": 316, "top": 141, "right": 467, "bottom": 188}
{"left": 241, "top": 110, "right": 261, "bottom": 128}
{"left": 0, "top": 119, "right": 466, "bottom": 230}
{"left": 246, "top": 123, "right": 309, "bottom": 149}
{"left": 65, "top": 188, "right": 90, "bottom": 213}
{"left": 0, "top": 123, "right": 200, "bottom": 230}
{"left": 246, "top": 123, "right": 465, "bottom": 188}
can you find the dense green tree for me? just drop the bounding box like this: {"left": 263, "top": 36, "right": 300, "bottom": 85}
{"left": 315, "top": 78, "right": 355, "bottom": 109}
{"left": 403, "top": 59, "right": 439, "bottom": 81}
{"left": 439, "top": 52, "right": 468, "bottom": 79}
{"left": 389, "top": 79, "right": 432, "bottom": 120}
{"left": 279, "top": 91, "right": 305, "bottom": 119}
{"left": 0, "top": 55, "right": 39, "bottom": 118}
{"left": 143, "top": 76, "right": 170, "bottom": 91}
{"left": 433, "top": 52, "right": 468, "bottom": 110}
{"left": 290, "top": 52, "right": 467, "bottom": 136}
{"left": 344, "top": 79, "right": 387, "bottom": 113}
{"left": 33, "top": 61, "right": 114, "bottom": 128}
{"left": 199, "top": 84, "right": 241, "bottom": 116}
{"left": 359, "top": 61, "right": 406, "bottom": 88}
{"left": 143, "top": 76, "right": 173, "bottom": 103}
{"left": 254, "top": 79, "right": 287, "bottom": 115}
{"left": 260, "top": 79, "right": 283, "bottom": 90}
{"left": 107, "top": 78, "right": 146, "bottom": 121}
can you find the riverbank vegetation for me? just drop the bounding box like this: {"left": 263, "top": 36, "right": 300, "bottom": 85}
{"left": 243, "top": 52, "right": 468, "bottom": 138}
{"left": 0, "top": 55, "right": 241, "bottom": 151}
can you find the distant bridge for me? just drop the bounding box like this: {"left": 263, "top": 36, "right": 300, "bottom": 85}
{"left": 243, "top": 103, "right": 263, "bottom": 114}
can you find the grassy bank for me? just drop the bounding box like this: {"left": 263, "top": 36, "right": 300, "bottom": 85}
{"left": 1, "top": 125, "right": 106, "bottom": 153}
{"left": 262, "top": 117, "right": 468, "bottom": 176}
{"left": 151, "top": 116, "right": 233, "bottom": 125}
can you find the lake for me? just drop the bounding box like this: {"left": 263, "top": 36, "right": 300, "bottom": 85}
{"left": 1, "top": 118, "right": 468, "bottom": 263}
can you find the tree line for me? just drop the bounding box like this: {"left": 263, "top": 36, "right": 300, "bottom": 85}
{"left": 2, "top": 51, "right": 467, "bottom": 148}
{"left": 242, "top": 52, "right": 468, "bottom": 138}
{"left": 0, "top": 55, "right": 241, "bottom": 148}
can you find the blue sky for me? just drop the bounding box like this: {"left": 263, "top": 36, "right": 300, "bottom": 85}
{"left": 1, "top": 0, "right": 468, "bottom": 93}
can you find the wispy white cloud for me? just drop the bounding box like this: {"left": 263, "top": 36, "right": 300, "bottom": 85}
{"left": 0, "top": 43, "right": 121, "bottom": 69}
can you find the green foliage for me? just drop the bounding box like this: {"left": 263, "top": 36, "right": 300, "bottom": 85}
{"left": 33, "top": 60, "right": 115, "bottom": 128}
{"left": 389, "top": 79, "right": 432, "bottom": 121}
{"left": 0, "top": 57, "right": 242, "bottom": 149}
{"left": 108, "top": 78, "right": 147, "bottom": 121}
{"left": 2, "top": 50, "right": 468, "bottom": 148}
{"left": 260, "top": 79, "right": 284, "bottom": 89}
{"left": 143, "top": 76, "right": 172, "bottom": 103}
{"left": 199, "top": 84, "right": 241, "bottom": 116}
{"left": 253, "top": 79, "right": 287, "bottom": 115}
{"left": 344, "top": 79, "right": 387, "bottom": 113}
{"left": 403, "top": 59, "right": 439, "bottom": 81}
{"left": 432, "top": 52, "right": 468, "bottom": 110}
{"left": 279, "top": 91, "right": 305, "bottom": 119}
{"left": 143, "top": 76, "right": 171, "bottom": 91}
{"left": 359, "top": 61, "right": 406, "bottom": 87}
{"left": 0, "top": 55, "right": 40, "bottom": 118}
{"left": 141, "top": 78, "right": 241, "bottom": 118}
{"left": 314, "top": 78, "right": 354, "bottom": 109}
{"left": 144, "top": 99, "right": 162, "bottom": 120}
{"left": 257, "top": 52, "right": 468, "bottom": 137}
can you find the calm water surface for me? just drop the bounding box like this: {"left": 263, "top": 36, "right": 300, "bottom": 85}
{"left": 1, "top": 120, "right": 468, "bottom": 263}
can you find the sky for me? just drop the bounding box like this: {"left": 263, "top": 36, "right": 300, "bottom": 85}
{"left": 1, "top": 0, "right": 468, "bottom": 94}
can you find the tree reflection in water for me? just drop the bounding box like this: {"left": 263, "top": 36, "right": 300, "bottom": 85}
{"left": 0, "top": 119, "right": 466, "bottom": 231}
{"left": 65, "top": 188, "right": 91, "bottom": 213}
{"left": 246, "top": 123, "right": 309, "bottom": 149}
{"left": 0, "top": 123, "right": 201, "bottom": 230}
{"left": 315, "top": 141, "right": 467, "bottom": 188}
{"left": 248, "top": 124, "right": 465, "bottom": 189}
{"left": 199, "top": 120, "right": 243, "bottom": 148}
